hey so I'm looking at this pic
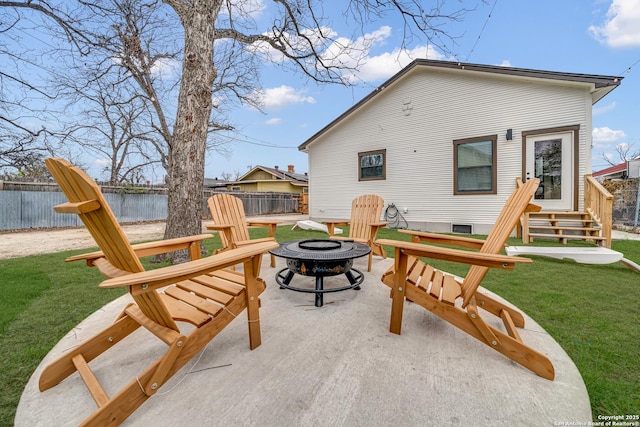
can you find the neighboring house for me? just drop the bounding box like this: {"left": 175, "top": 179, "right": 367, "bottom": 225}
{"left": 626, "top": 157, "right": 640, "bottom": 179}
{"left": 298, "top": 59, "right": 621, "bottom": 234}
{"left": 592, "top": 162, "right": 627, "bottom": 181}
{"left": 593, "top": 157, "right": 640, "bottom": 181}
{"left": 204, "top": 177, "right": 229, "bottom": 190}
{"left": 224, "top": 165, "right": 309, "bottom": 194}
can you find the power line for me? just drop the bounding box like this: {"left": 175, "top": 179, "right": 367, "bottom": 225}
{"left": 224, "top": 132, "right": 299, "bottom": 149}
{"left": 466, "top": 0, "right": 499, "bottom": 62}
{"left": 619, "top": 57, "right": 640, "bottom": 76}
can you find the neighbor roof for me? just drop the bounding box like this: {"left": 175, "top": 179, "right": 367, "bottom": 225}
{"left": 236, "top": 165, "right": 308, "bottom": 187}
{"left": 298, "top": 59, "right": 622, "bottom": 152}
{"left": 592, "top": 162, "right": 627, "bottom": 178}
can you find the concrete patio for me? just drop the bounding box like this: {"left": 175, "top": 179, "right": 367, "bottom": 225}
{"left": 16, "top": 253, "right": 592, "bottom": 426}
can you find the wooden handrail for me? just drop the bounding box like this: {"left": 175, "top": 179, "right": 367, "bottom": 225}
{"left": 584, "top": 174, "right": 613, "bottom": 248}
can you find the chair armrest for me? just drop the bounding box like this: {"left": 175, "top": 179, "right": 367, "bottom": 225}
{"left": 375, "top": 239, "right": 531, "bottom": 270}
{"left": 65, "top": 234, "right": 214, "bottom": 263}
{"left": 246, "top": 221, "right": 279, "bottom": 238}
{"left": 246, "top": 220, "right": 280, "bottom": 226}
{"left": 324, "top": 220, "right": 349, "bottom": 226}
{"left": 324, "top": 220, "right": 349, "bottom": 236}
{"left": 100, "top": 241, "right": 279, "bottom": 290}
{"left": 370, "top": 221, "right": 388, "bottom": 228}
{"left": 398, "top": 229, "right": 486, "bottom": 250}
{"left": 206, "top": 223, "right": 235, "bottom": 231}
{"left": 206, "top": 223, "right": 236, "bottom": 247}
{"left": 235, "top": 237, "right": 276, "bottom": 247}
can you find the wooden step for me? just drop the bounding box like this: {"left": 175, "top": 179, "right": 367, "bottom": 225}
{"left": 528, "top": 225, "right": 600, "bottom": 233}
{"left": 522, "top": 210, "right": 607, "bottom": 246}
{"left": 528, "top": 211, "right": 590, "bottom": 217}
{"left": 528, "top": 218, "right": 595, "bottom": 225}
{"left": 526, "top": 232, "right": 607, "bottom": 244}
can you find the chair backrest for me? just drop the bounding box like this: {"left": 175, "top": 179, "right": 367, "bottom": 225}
{"left": 349, "top": 194, "right": 385, "bottom": 241}
{"left": 207, "top": 194, "right": 250, "bottom": 248}
{"left": 45, "top": 157, "right": 178, "bottom": 330}
{"left": 460, "top": 178, "right": 540, "bottom": 307}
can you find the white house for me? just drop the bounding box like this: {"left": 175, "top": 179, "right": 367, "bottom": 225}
{"left": 298, "top": 59, "right": 621, "bottom": 234}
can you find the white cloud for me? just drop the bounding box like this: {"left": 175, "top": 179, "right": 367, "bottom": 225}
{"left": 151, "top": 58, "right": 180, "bottom": 80}
{"left": 593, "top": 101, "right": 617, "bottom": 115}
{"left": 352, "top": 44, "right": 445, "bottom": 83}
{"left": 93, "top": 158, "right": 111, "bottom": 168}
{"left": 258, "top": 85, "right": 316, "bottom": 109}
{"left": 250, "top": 24, "right": 447, "bottom": 84}
{"left": 497, "top": 60, "right": 512, "bottom": 67}
{"left": 265, "top": 117, "right": 282, "bottom": 125}
{"left": 219, "top": 0, "right": 266, "bottom": 20}
{"left": 592, "top": 126, "right": 626, "bottom": 147}
{"left": 589, "top": 0, "right": 640, "bottom": 48}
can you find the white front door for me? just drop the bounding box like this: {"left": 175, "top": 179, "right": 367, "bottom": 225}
{"left": 525, "top": 132, "right": 573, "bottom": 211}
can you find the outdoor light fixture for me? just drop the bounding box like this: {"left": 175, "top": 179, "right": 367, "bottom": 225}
{"left": 506, "top": 129, "right": 513, "bottom": 140}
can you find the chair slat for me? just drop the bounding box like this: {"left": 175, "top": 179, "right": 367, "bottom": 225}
{"left": 164, "top": 286, "right": 224, "bottom": 317}
{"left": 408, "top": 258, "right": 426, "bottom": 286}
{"left": 177, "top": 279, "right": 234, "bottom": 305}
{"left": 196, "top": 273, "right": 245, "bottom": 296}
{"left": 441, "top": 275, "right": 461, "bottom": 305}
{"left": 416, "top": 264, "right": 433, "bottom": 291}
{"left": 429, "top": 270, "right": 444, "bottom": 299}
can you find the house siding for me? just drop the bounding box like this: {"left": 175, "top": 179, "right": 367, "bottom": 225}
{"left": 306, "top": 67, "right": 593, "bottom": 233}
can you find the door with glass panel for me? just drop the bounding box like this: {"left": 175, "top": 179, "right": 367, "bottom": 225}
{"left": 525, "top": 132, "right": 573, "bottom": 210}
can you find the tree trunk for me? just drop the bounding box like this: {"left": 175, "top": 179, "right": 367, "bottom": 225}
{"left": 162, "top": 2, "right": 219, "bottom": 263}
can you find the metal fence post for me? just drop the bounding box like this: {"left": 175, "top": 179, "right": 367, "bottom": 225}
{"left": 635, "top": 179, "right": 640, "bottom": 228}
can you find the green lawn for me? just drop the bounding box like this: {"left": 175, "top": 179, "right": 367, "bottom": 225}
{"left": 1, "top": 226, "right": 638, "bottom": 425}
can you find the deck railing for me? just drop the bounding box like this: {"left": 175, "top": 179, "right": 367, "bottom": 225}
{"left": 584, "top": 174, "right": 613, "bottom": 248}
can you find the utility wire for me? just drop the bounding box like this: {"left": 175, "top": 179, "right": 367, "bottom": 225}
{"left": 224, "top": 132, "right": 299, "bottom": 149}
{"left": 466, "top": 0, "right": 499, "bottom": 62}
{"left": 619, "top": 57, "right": 640, "bottom": 77}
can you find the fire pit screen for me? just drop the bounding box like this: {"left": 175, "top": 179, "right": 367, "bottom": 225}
{"left": 269, "top": 239, "right": 371, "bottom": 307}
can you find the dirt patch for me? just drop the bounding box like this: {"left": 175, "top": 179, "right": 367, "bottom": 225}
{"left": 0, "top": 222, "right": 167, "bottom": 260}
{"left": 0, "top": 214, "right": 307, "bottom": 260}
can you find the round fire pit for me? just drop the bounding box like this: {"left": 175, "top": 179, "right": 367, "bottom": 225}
{"left": 269, "top": 239, "right": 371, "bottom": 307}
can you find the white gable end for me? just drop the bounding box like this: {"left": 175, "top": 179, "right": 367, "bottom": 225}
{"left": 302, "top": 61, "right": 619, "bottom": 234}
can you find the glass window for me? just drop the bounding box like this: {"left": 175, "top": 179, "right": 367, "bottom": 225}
{"left": 359, "top": 149, "right": 386, "bottom": 181}
{"left": 453, "top": 135, "right": 497, "bottom": 194}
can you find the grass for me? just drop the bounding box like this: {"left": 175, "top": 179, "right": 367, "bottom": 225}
{"left": 1, "top": 226, "right": 639, "bottom": 425}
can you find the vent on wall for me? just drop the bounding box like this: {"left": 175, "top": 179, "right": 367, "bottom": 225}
{"left": 452, "top": 224, "right": 473, "bottom": 234}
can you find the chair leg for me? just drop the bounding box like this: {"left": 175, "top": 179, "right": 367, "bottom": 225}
{"left": 402, "top": 285, "right": 554, "bottom": 379}
{"left": 389, "top": 249, "right": 409, "bottom": 334}
{"left": 39, "top": 314, "right": 141, "bottom": 392}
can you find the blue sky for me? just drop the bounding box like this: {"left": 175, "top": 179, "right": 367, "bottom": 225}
{"left": 208, "top": 0, "right": 640, "bottom": 180}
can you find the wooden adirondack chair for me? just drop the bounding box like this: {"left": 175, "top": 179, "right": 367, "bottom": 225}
{"left": 207, "top": 193, "right": 279, "bottom": 267}
{"left": 325, "top": 194, "right": 388, "bottom": 272}
{"left": 40, "top": 158, "right": 278, "bottom": 426}
{"left": 377, "top": 178, "right": 555, "bottom": 380}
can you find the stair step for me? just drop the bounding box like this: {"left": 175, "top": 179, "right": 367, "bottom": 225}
{"left": 528, "top": 225, "right": 600, "bottom": 232}
{"left": 528, "top": 218, "right": 595, "bottom": 224}
{"left": 522, "top": 210, "right": 608, "bottom": 246}
{"left": 529, "top": 211, "right": 588, "bottom": 217}
{"left": 528, "top": 232, "right": 607, "bottom": 241}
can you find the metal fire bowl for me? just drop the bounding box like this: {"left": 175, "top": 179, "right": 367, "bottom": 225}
{"left": 269, "top": 239, "right": 371, "bottom": 277}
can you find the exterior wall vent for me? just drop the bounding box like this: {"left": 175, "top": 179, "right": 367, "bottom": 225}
{"left": 452, "top": 224, "right": 473, "bottom": 234}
